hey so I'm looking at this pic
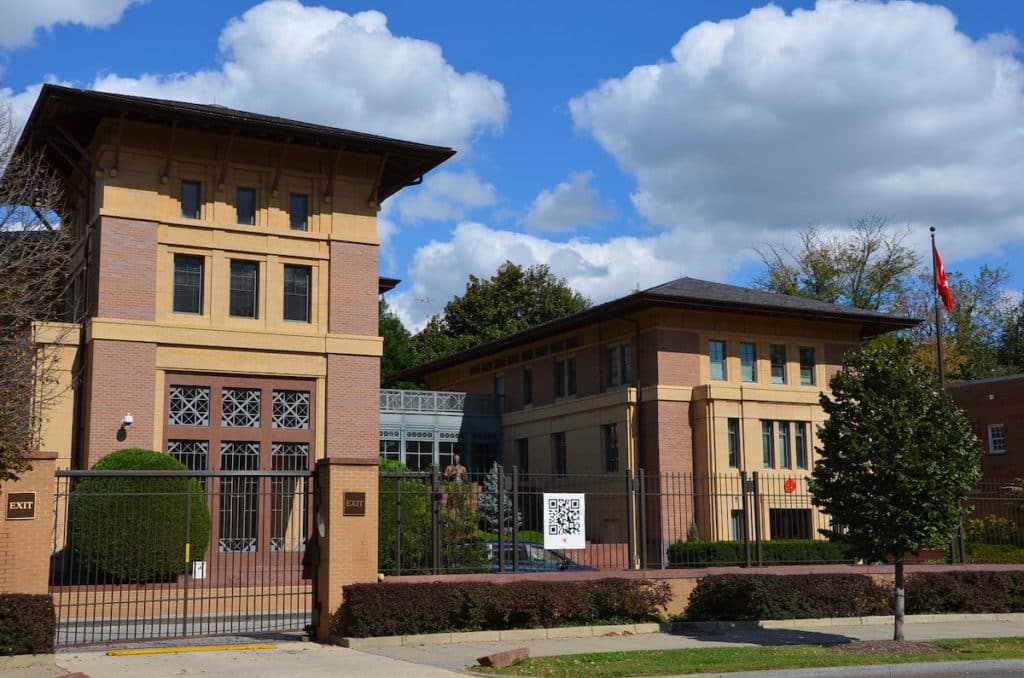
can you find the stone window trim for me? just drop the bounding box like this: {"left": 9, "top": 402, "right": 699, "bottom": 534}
{"left": 709, "top": 339, "right": 727, "bottom": 381}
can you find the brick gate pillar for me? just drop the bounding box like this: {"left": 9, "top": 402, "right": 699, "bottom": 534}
{"left": 314, "top": 457, "right": 378, "bottom": 641}
{"left": 0, "top": 452, "right": 58, "bottom": 595}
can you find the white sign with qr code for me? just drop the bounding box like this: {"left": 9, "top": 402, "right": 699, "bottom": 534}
{"left": 542, "top": 493, "right": 586, "bottom": 550}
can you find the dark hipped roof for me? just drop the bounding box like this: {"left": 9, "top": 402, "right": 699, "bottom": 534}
{"left": 16, "top": 85, "right": 455, "bottom": 201}
{"left": 401, "top": 276, "right": 921, "bottom": 378}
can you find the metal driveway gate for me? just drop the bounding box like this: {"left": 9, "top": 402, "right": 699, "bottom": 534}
{"left": 51, "top": 469, "right": 315, "bottom": 646}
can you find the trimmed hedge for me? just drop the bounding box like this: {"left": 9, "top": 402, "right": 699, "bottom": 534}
{"left": 685, "top": 571, "right": 1024, "bottom": 621}
{"left": 906, "top": 571, "right": 1024, "bottom": 614}
{"left": 668, "top": 540, "right": 851, "bottom": 567}
{"left": 0, "top": 594, "right": 55, "bottom": 656}
{"left": 70, "top": 448, "right": 211, "bottom": 582}
{"left": 966, "top": 543, "right": 1024, "bottom": 564}
{"left": 333, "top": 578, "right": 672, "bottom": 637}
{"left": 685, "top": 574, "right": 889, "bottom": 621}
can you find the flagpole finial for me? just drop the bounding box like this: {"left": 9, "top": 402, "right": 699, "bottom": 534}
{"left": 930, "top": 226, "right": 936, "bottom": 233}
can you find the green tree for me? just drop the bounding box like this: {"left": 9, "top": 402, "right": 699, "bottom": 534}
{"left": 903, "top": 265, "right": 1014, "bottom": 381}
{"left": 754, "top": 214, "right": 919, "bottom": 312}
{"left": 809, "top": 343, "right": 982, "bottom": 640}
{"left": 478, "top": 462, "right": 521, "bottom": 534}
{"left": 996, "top": 294, "right": 1024, "bottom": 374}
{"left": 379, "top": 299, "right": 421, "bottom": 387}
{"left": 412, "top": 262, "right": 590, "bottom": 363}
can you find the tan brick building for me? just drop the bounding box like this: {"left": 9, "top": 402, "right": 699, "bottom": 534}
{"left": 22, "top": 84, "right": 452, "bottom": 476}
{"left": 404, "top": 278, "right": 917, "bottom": 550}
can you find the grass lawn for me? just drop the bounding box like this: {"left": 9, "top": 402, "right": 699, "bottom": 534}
{"left": 473, "top": 638, "right": 1024, "bottom": 677}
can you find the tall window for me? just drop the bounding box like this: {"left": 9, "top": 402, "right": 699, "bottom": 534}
{"left": 770, "top": 344, "right": 787, "bottom": 384}
{"left": 778, "top": 421, "right": 792, "bottom": 469}
{"left": 603, "top": 423, "right": 619, "bottom": 473}
{"left": 553, "top": 432, "right": 567, "bottom": 476}
{"left": 283, "top": 264, "right": 311, "bottom": 322}
{"left": 989, "top": 424, "right": 1007, "bottom": 454}
{"left": 740, "top": 342, "right": 757, "bottom": 383}
{"left": 522, "top": 367, "right": 533, "bottom": 405}
{"left": 606, "top": 344, "right": 633, "bottom": 387}
{"left": 236, "top": 187, "right": 256, "bottom": 225}
{"left": 554, "top": 357, "right": 576, "bottom": 398}
{"left": 762, "top": 421, "right": 775, "bottom": 468}
{"left": 709, "top": 340, "right": 727, "bottom": 380}
{"left": 289, "top": 194, "right": 309, "bottom": 231}
{"left": 173, "top": 254, "right": 204, "bottom": 314}
{"left": 181, "top": 180, "right": 201, "bottom": 219}
{"left": 799, "top": 347, "right": 816, "bottom": 386}
{"left": 727, "top": 418, "right": 740, "bottom": 468}
{"left": 230, "top": 260, "right": 259, "bottom": 318}
{"left": 515, "top": 438, "right": 529, "bottom": 476}
{"left": 795, "top": 422, "right": 809, "bottom": 469}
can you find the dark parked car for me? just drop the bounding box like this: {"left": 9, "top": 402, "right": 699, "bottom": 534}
{"left": 484, "top": 541, "right": 597, "bottom": 572}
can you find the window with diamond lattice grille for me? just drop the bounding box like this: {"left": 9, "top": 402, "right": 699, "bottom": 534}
{"left": 167, "top": 440, "right": 210, "bottom": 488}
{"left": 219, "top": 441, "right": 259, "bottom": 552}
{"left": 168, "top": 386, "right": 211, "bottom": 426}
{"left": 272, "top": 390, "right": 310, "bottom": 429}
{"left": 271, "top": 442, "right": 309, "bottom": 552}
{"left": 221, "top": 387, "right": 261, "bottom": 427}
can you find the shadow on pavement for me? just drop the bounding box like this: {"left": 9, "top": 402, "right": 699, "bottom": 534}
{"left": 667, "top": 626, "right": 857, "bottom": 647}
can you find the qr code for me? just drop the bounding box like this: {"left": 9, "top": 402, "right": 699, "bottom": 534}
{"left": 546, "top": 497, "right": 582, "bottom": 536}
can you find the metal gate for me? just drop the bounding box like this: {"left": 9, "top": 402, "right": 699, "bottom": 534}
{"left": 50, "top": 469, "right": 316, "bottom": 646}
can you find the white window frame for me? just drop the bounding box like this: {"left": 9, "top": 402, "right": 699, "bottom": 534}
{"left": 988, "top": 424, "right": 1007, "bottom": 454}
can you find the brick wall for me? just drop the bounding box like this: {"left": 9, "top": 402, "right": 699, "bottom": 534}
{"left": 326, "top": 354, "right": 379, "bottom": 460}
{"left": 824, "top": 342, "right": 858, "bottom": 383}
{"left": 0, "top": 453, "right": 57, "bottom": 594}
{"left": 948, "top": 376, "right": 1024, "bottom": 480}
{"left": 329, "top": 241, "right": 378, "bottom": 336}
{"left": 94, "top": 216, "right": 157, "bottom": 321}
{"left": 656, "top": 329, "right": 700, "bottom": 386}
{"left": 82, "top": 339, "right": 157, "bottom": 465}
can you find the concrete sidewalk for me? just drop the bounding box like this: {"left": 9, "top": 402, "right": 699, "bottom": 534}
{"left": 2, "top": 615, "right": 1022, "bottom": 678}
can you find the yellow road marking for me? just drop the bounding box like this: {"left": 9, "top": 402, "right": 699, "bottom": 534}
{"left": 106, "top": 643, "right": 277, "bottom": 656}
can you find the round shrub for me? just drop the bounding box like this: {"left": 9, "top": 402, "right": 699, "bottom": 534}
{"left": 69, "top": 448, "right": 211, "bottom": 583}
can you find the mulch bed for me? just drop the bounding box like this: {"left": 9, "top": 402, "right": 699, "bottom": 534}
{"left": 833, "top": 640, "right": 950, "bottom": 655}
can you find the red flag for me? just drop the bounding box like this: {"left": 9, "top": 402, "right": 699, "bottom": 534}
{"left": 934, "top": 246, "right": 954, "bottom": 313}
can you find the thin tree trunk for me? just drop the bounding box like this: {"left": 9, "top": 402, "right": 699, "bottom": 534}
{"left": 893, "top": 554, "right": 905, "bottom": 641}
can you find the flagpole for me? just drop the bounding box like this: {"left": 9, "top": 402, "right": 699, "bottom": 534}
{"left": 930, "top": 226, "right": 946, "bottom": 387}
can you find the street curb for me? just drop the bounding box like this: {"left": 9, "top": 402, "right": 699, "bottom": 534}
{"left": 678, "top": 659, "right": 1024, "bottom": 678}
{"left": 334, "top": 622, "right": 662, "bottom": 648}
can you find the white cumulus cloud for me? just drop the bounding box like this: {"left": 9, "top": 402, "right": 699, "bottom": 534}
{"left": 0, "top": 0, "right": 145, "bottom": 49}
{"left": 569, "top": 0, "right": 1024, "bottom": 263}
{"left": 523, "top": 171, "right": 611, "bottom": 233}
{"left": 84, "top": 0, "right": 506, "bottom": 150}
{"left": 397, "top": 170, "right": 498, "bottom": 223}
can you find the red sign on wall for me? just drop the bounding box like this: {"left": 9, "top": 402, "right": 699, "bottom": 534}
{"left": 784, "top": 479, "right": 797, "bottom": 494}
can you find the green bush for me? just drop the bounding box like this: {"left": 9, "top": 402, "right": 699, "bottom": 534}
{"left": 684, "top": 574, "right": 889, "bottom": 621}
{"left": 965, "top": 515, "right": 1019, "bottom": 545}
{"left": 966, "top": 543, "right": 1024, "bottom": 564}
{"left": 906, "top": 571, "right": 1024, "bottom": 614}
{"left": 667, "top": 540, "right": 851, "bottom": 567}
{"left": 0, "top": 594, "right": 55, "bottom": 656}
{"left": 333, "top": 578, "right": 672, "bottom": 637}
{"left": 69, "top": 448, "right": 211, "bottom": 582}
{"left": 377, "top": 459, "right": 433, "bottom": 574}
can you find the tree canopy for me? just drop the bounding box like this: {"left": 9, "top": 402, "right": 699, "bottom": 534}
{"left": 809, "top": 342, "right": 982, "bottom": 639}
{"left": 754, "top": 214, "right": 919, "bottom": 313}
{"left": 412, "top": 262, "right": 590, "bottom": 364}
{"left": 379, "top": 299, "right": 420, "bottom": 387}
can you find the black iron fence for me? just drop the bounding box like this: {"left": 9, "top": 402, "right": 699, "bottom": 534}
{"left": 379, "top": 467, "right": 1024, "bottom": 575}
{"left": 51, "top": 469, "right": 315, "bottom": 647}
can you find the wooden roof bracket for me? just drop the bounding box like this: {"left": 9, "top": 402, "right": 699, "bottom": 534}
{"left": 160, "top": 120, "right": 179, "bottom": 184}
{"left": 43, "top": 141, "right": 87, "bottom": 199}
{"left": 55, "top": 125, "right": 95, "bottom": 171}
{"left": 110, "top": 113, "right": 125, "bottom": 177}
{"left": 271, "top": 137, "right": 292, "bottom": 198}
{"left": 322, "top": 144, "right": 346, "bottom": 205}
{"left": 367, "top": 152, "right": 389, "bottom": 210}
{"left": 217, "top": 128, "right": 237, "bottom": 191}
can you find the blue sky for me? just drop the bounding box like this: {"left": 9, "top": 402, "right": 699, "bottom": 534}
{"left": 2, "top": 0, "right": 1024, "bottom": 329}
